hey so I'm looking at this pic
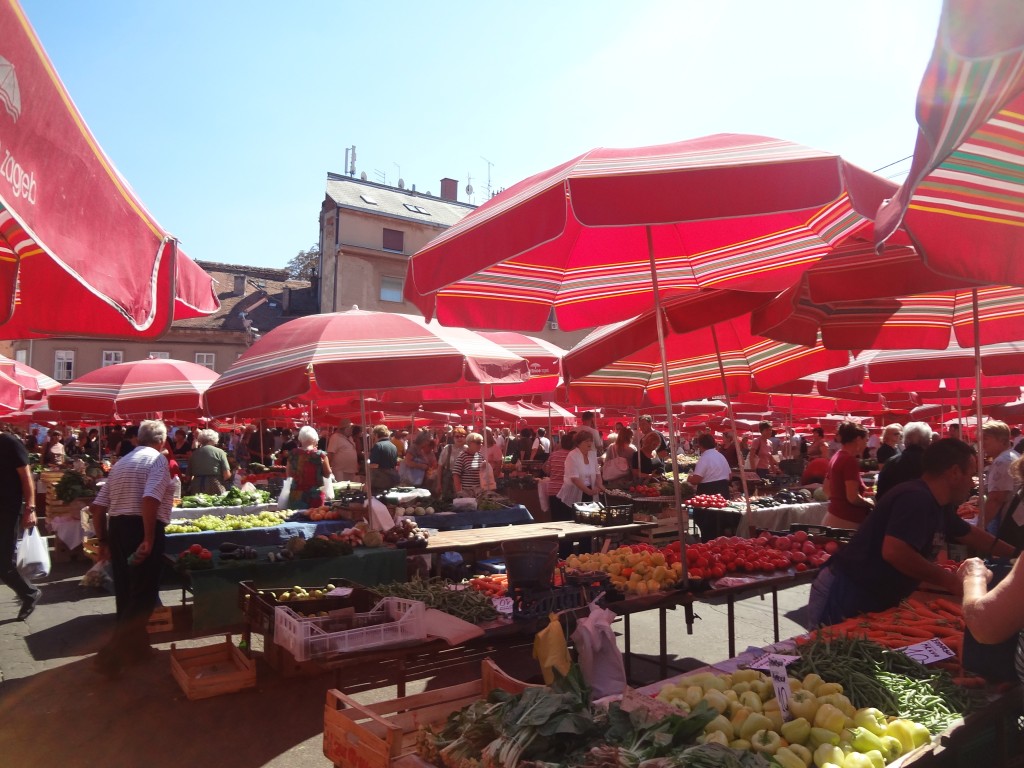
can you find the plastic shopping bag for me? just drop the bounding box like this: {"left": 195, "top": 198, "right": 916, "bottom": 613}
{"left": 533, "top": 612, "right": 572, "bottom": 685}
{"left": 321, "top": 474, "right": 336, "bottom": 501}
{"left": 277, "top": 477, "right": 292, "bottom": 508}
{"left": 479, "top": 461, "right": 497, "bottom": 493}
{"left": 17, "top": 526, "right": 50, "bottom": 580}
{"left": 571, "top": 597, "right": 627, "bottom": 698}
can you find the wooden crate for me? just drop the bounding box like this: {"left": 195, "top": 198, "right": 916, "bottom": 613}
{"left": 170, "top": 635, "right": 257, "bottom": 701}
{"left": 627, "top": 513, "right": 693, "bottom": 546}
{"left": 323, "top": 658, "right": 535, "bottom": 768}
{"left": 147, "top": 606, "right": 174, "bottom": 634}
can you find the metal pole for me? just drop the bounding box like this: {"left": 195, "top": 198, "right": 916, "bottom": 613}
{"left": 972, "top": 290, "right": 987, "bottom": 516}
{"left": 359, "top": 392, "right": 372, "bottom": 499}
{"left": 646, "top": 226, "right": 688, "bottom": 583}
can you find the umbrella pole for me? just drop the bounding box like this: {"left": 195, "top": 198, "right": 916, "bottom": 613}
{"left": 480, "top": 384, "right": 489, "bottom": 451}
{"left": 646, "top": 226, "right": 688, "bottom": 582}
{"left": 359, "top": 391, "right": 372, "bottom": 500}
{"left": 972, "top": 290, "right": 987, "bottom": 515}
{"left": 711, "top": 325, "right": 752, "bottom": 518}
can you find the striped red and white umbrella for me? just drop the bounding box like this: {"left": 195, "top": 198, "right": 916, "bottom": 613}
{"left": 47, "top": 358, "right": 219, "bottom": 418}
{"left": 405, "top": 134, "right": 896, "bottom": 332}
{"left": 0, "top": 354, "right": 60, "bottom": 399}
{"left": 873, "top": 0, "right": 1024, "bottom": 288}
{"left": 203, "top": 309, "right": 531, "bottom": 418}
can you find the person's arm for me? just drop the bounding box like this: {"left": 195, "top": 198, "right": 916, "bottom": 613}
{"left": 322, "top": 454, "right": 333, "bottom": 478}
{"left": 452, "top": 455, "right": 463, "bottom": 494}
{"left": 844, "top": 479, "right": 874, "bottom": 509}
{"left": 954, "top": 524, "right": 1016, "bottom": 559}
{"left": 959, "top": 557, "right": 1024, "bottom": 643}
{"left": 881, "top": 535, "right": 960, "bottom": 594}
{"left": 980, "top": 489, "right": 1012, "bottom": 529}
{"left": 16, "top": 465, "right": 36, "bottom": 530}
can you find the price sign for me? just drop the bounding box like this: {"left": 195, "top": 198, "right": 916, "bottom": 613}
{"left": 747, "top": 652, "right": 800, "bottom": 672}
{"left": 492, "top": 596, "right": 514, "bottom": 616}
{"left": 326, "top": 587, "right": 354, "bottom": 597}
{"left": 767, "top": 655, "right": 792, "bottom": 720}
{"left": 898, "top": 638, "right": 955, "bottom": 665}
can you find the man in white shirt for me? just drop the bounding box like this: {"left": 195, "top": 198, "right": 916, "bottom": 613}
{"left": 981, "top": 420, "right": 1020, "bottom": 536}
{"left": 579, "top": 412, "right": 604, "bottom": 454}
{"left": 530, "top": 427, "right": 551, "bottom": 460}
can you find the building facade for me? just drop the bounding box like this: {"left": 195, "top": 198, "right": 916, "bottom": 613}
{"left": 318, "top": 173, "right": 589, "bottom": 347}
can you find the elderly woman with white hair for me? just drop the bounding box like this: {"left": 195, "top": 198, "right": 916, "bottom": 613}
{"left": 286, "top": 425, "right": 333, "bottom": 509}
{"left": 187, "top": 428, "right": 232, "bottom": 495}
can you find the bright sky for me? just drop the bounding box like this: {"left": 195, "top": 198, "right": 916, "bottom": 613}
{"left": 22, "top": 0, "right": 943, "bottom": 270}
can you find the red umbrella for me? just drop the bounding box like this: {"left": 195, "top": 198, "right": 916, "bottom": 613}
{"left": 0, "top": 354, "right": 60, "bottom": 399}
{"left": 874, "top": 0, "right": 1024, "bottom": 289}
{"left": 0, "top": 0, "right": 219, "bottom": 339}
{"left": 48, "top": 358, "right": 219, "bottom": 418}
{"left": 203, "top": 309, "right": 531, "bottom": 418}
{"left": 480, "top": 400, "right": 578, "bottom": 428}
{"left": 405, "top": 134, "right": 896, "bottom": 332}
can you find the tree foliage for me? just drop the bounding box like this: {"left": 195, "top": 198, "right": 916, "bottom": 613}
{"left": 286, "top": 245, "right": 320, "bottom": 280}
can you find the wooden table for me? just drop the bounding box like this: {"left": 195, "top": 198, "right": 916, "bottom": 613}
{"left": 423, "top": 520, "right": 652, "bottom": 553}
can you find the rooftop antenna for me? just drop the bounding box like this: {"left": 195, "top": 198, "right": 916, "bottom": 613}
{"left": 345, "top": 145, "right": 357, "bottom": 177}
{"left": 465, "top": 173, "right": 474, "bottom": 203}
{"left": 394, "top": 163, "right": 402, "bottom": 188}
{"left": 480, "top": 156, "right": 494, "bottom": 198}
{"left": 374, "top": 169, "right": 385, "bottom": 185}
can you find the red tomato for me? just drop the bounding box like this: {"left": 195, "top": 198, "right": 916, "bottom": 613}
{"left": 199, "top": 549, "right": 213, "bottom": 560}
{"left": 824, "top": 541, "right": 839, "bottom": 554}
{"left": 792, "top": 530, "right": 809, "bottom": 543}
{"left": 189, "top": 543, "right": 203, "bottom": 555}
{"left": 795, "top": 562, "right": 808, "bottom": 572}
{"left": 690, "top": 568, "right": 705, "bottom": 579}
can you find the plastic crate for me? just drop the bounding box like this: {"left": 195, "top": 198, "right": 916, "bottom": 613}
{"left": 238, "top": 579, "right": 375, "bottom": 639}
{"left": 573, "top": 501, "right": 634, "bottom": 527}
{"left": 274, "top": 597, "right": 426, "bottom": 661}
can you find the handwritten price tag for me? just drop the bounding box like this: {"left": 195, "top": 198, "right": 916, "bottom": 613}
{"left": 747, "top": 652, "right": 800, "bottom": 672}
{"left": 898, "top": 638, "right": 955, "bottom": 665}
{"left": 767, "top": 655, "right": 792, "bottom": 720}
{"left": 492, "top": 596, "right": 514, "bottom": 616}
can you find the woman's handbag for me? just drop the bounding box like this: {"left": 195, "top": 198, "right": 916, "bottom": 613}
{"left": 601, "top": 446, "right": 632, "bottom": 482}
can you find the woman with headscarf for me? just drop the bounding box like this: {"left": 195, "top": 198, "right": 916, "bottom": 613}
{"left": 187, "top": 429, "right": 232, "bottom": 495}
{"left": 286, "top": 425, "right": 332, "bottom": 509}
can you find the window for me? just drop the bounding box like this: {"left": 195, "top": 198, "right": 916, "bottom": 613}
{"left": 382, "top": 228, "right": 404, "bottom": 253}
{"left": 102, "top": 350, "right": 123, "bottom": 367}
{"left": 403, "top": 203, "right": 430, "bottom": 216}
{"left": 14, "top": 349, "right": 27, "bottom": 364}
{"left": 54, "top": 350, "right": 74, "bottom": 381}
{"left": 149, "top": 351, "right": 170, "bottom": 359}
{"left": 360, "top": 194, "right": 378, "bottom": 205}
{"left": 380, "top": 276, "right": 404, "bottom": 303}
{"left": 195, "top": 352, "right": 216, "bottom": 370}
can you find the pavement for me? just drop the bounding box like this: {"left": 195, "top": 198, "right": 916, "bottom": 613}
{"left": 0, "top": 549, "right": 813, "bottom": 768}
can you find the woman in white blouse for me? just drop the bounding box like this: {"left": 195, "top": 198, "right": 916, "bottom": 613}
{"left": 557, "top": 431, "right": 604, "bottom": 507}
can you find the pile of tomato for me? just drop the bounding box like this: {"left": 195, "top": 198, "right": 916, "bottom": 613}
{"left": 658, "top": 529, "right": 839, "bottom": 580}
{"left": 630, "top": 484, "right": 662, "bottom": 497}
{"left": 687, "top": 493, "right": 731, "bottom": 509}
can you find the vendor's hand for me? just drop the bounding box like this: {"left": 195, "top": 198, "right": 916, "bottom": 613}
{"left": 97, "top": 541, "right": 110, "bottom": 561}
{"left": 135, "top": 539, "right": 152, "bottom": 561}
{"left": 957, "top": 557, "right": 993, "bottom": 585}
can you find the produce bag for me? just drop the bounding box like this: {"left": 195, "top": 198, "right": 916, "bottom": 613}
{"left": 277, "top": 477, "right": 292, "bottom": 508}
{"left": 321, "top": 474, "right": 336, "bottom": 501}
{"left": 571, "top": 597, "right": 626, "bottom": 698}
{"left": 479, "top": 461, "right": 497, "bottom": 492}
{"left": 533, "top": 612, "right": 571, "bottom": 684}
{"left": 17, "top": 526, "right": 50, "bottom": 580}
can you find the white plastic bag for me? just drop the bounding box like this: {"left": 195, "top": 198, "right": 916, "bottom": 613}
{"left": 277, "top": 477, "right": 292, "bottom": 508}
{"left": 479, "top": 461, "right": 497, "bottom": 492}
{"left": 571, "top": 598, "right": 626, "bottom": 699}
{"left": 17, "top": 526, "right": 51, "bottom": 580}
{"left": 322, "top": 473, "right": 336, "bottom": 500}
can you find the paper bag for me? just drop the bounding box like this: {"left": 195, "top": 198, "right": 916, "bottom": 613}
{"left": 533, "top": 612, "right": 571, "bottom": 685}
{"left": 571, "top": 598, "right": 627, "bottom": 698}
{"left": 17, "top": 526, "right": 51, "bottom": 580}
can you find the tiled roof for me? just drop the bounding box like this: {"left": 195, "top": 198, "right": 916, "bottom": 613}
{"left": 325, "top": 174, "right": 474, "bottom": 228}
{"left": 172, "top": 264, "right": 316, "bottom": 333}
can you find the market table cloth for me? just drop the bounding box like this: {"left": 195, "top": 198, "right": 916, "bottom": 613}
{"left": 178, "top": 546, "right": 406, "bottom": 632}
{"left": 162, "top": 520, "right": 349, "bottom": 555}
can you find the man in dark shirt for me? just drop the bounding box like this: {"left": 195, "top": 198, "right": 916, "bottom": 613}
{"left": 875, "top": 421, "right": 932, "bottom": 499}
{"left": 368, "top": 425, "right": 399, "bottom": 490}
{"left": 807, "top": 438, "right": 1015, "bottom": 627}
{"left": 0, "top": 431, "right": 41, "bottom": 620}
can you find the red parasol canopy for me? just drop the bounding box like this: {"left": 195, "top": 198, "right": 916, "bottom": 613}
{"left": 0, "top": 0, "right": 219, "bottom": 339}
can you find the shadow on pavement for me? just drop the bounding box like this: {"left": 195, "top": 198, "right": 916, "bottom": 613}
{"left": 25, "top": 613, "right": 112, "bottom": 660}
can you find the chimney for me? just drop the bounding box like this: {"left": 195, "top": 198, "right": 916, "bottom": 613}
{"left": 233, "top": 274, "right": 246, "bottom": 296}
{"left": 282, "top": 286, "right": 291, "bottom": 314}
{"left": 440, "top": 177, "right": 458, "bottom": 202}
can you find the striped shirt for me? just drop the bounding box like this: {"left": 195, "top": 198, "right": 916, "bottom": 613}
{"left": 544, "top": 448, "right": 570, "bottom": 496}
{"left": 93, "top": 446, "right": 174, "bottom": 524}
{"left": 453, "top": 450, "right": 484, "bottom": 494}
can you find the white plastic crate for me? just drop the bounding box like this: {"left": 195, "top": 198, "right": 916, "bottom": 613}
{"left": 273, "top": 597, "right": 427, "bottom": 661}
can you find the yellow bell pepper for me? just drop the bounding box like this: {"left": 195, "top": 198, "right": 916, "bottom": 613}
{"left": 863, "top": 750, "right": 885, "bottom": 768}
{"left": 775, "top": 746, "right": 810, "bottom": 768}
{"left": 739, "top": 690, "right": 763, "bottom": 712}
{"left": 809, "top": 727, "right": 841, "bottom": 749}
{"left": 781, "top": 717, "right": 812, "bottom": 746}
{"left": 723, "top": 689, "right": 739, "bottom": 703}
{"left": 731, "top": 681, "right": 752, "bottom": 694}
{"left": 733, "top": 668, "right": 763, "bottom": 683}
{"left": 751, "top": 679, "right": 775, "bottom": 700}
{"left": 789, "top": 743, "right": 813, "bottom": 765}
{"left": 763, "top": 696, "right": 781, "bottom": 712}
{"left": 814, "top": 703, "right": 848, "bottom": 734}
{"left": 817, "top": 693, "right": 856, "bottom": 718}
{"left": 885, "top": 719, "right": 916, "bottom": 755}
{"left": 909, "top": 720, "right": 931, "bottom": 748}
{"left": 703, "top": 688, "right": 729, "bottom": 714}
{"left": 852, "top": 708, "right": 888, "bottom": 737}
{"left": 705, "top": 715, "right": 735, "bottom": 740}
{"left": 813, "top": 743, "right": 846, "bottom": 768}
{"left": 683, "top": 685, "right": 705, "bottom": 709}
{"left": 764, "top": 710, "right": 785, "bottom": 732}
{"left": 802, "top": 673, "right": 826, "bottom": 694}
{"left": 740, "top": 712, "right": 775, "bottom": 741}
{"left": 704, "top": 730, "right": 730, "bottom": 747}
{"left": 815, "top": 682, "right": 844, "bottom": 696}
{"left": 789, "top": 690, "right": 820, "bottom": 721}
{"left": 730, "top": 738, "right": 752, "bottom": 751}
{"left": 751, "top": 729, "right": 783, "bottom": 756}
{"left": 731, "top": 706, "right": 752, "bottom": 728}
{"left": 881, "top": 735, "right": 904, "bottom": 760}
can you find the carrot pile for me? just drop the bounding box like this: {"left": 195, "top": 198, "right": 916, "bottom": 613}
{"left": 466, "top": 573, "right": 509, "bottom": 597}
{"left": 800, "top": 596, "right": 991, "bottom": 685}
